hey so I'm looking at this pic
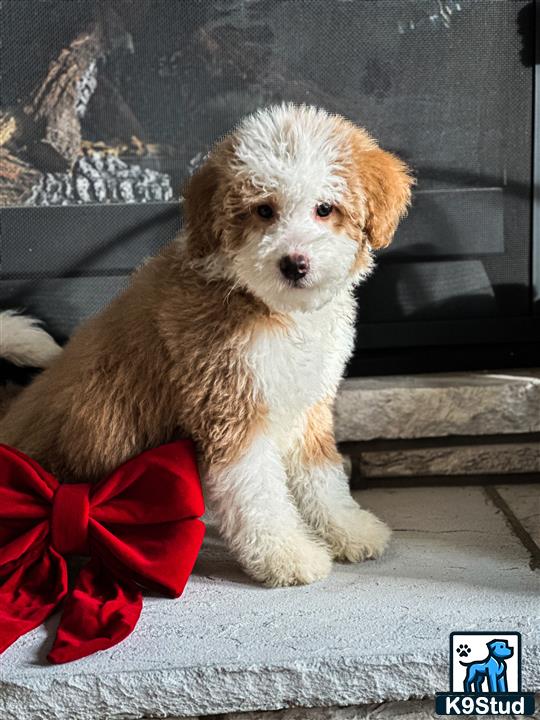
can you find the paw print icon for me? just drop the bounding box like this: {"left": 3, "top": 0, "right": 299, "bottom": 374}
{"left": 456, "top": 643, "right": 471, "bottom": 658}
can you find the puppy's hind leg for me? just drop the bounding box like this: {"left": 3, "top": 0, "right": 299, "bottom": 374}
{"left": 205, "top": 433, "right": 332, "bottom": 587}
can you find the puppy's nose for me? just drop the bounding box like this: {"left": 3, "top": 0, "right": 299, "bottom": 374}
{"left": 279, "top": 253, "right": 310, "bottom": 282}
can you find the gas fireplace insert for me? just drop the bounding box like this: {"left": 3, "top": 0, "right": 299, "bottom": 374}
{"left": 1, "top": 0, "right": 538, "bottom": 375}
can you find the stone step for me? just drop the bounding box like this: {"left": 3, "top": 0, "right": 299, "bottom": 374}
{"left": 1, "top": 484, "right": 538, "bottom": 720}
{"left": 334, "top": 370, "right": 540, "bottom": 442}
{"left": 353, "top": 442, "right": 540, "bottom": 479}
{"left": 181, "top": 695, "right": 540, "bottom": 720}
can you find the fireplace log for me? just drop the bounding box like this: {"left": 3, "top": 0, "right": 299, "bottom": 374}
{"left": 20, "top": 24, "right": 106, "bottom": 171}
{"left": 17, "top": 3, "right": 134, "bottom": 173}
{"left": 0, "top": 149, "right": 43, "bottom": 206}
{"left": 0, "top": 112, "right": 18, "bottom": 147}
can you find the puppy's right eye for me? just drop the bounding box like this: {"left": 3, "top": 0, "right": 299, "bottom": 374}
{"left": 256, "top": 204, "right": 274, "bottom": 220}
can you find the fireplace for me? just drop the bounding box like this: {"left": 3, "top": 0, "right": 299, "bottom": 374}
{"left": 1, "top": 0, "right": 538, "bottom": 375}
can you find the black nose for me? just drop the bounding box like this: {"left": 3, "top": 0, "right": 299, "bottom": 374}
{"left": 279, "top": 254, "right": 310, "bottom": 282}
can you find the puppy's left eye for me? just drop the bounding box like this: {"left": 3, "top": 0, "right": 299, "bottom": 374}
{"left": 257, "top": 204, "right": 274, "bottom": 220}
{"left": 316, "top": 202, "right": 333, "bottom": 218}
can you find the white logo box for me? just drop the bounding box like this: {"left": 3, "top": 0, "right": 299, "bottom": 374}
{"left": 450, "top": 632, "right": 520, "bottom": 693}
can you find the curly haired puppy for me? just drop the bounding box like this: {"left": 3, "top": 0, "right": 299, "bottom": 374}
{"left": 0, "top": 104, "right": 412, "bottom": 587}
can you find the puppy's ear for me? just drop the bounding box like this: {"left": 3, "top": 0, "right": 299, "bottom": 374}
{"left": 350, "top": 130, "right": 413, "bottom": 249}
{"left": 182, "top": 160, "right": 221, "bottom": 258}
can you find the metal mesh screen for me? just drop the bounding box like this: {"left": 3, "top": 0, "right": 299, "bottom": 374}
{"left": 0, "top": 0, "right": 534, "bottom": 358}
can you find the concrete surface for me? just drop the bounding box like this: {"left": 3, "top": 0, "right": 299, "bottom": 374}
{"left": 0, "top": 485, "right": 538, "bottom": 720}
{"left": 334, "top": 371, "right": 540, "bottom": 441}
{"left": 497, "top": 484, "right": 540, "bottom": 548}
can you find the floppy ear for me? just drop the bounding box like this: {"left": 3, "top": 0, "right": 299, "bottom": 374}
{"left": 350, "top": 131, "right": 413, "bottom": 249}
{"left": 182, "top": 160, "right": 221, "bottom": 258}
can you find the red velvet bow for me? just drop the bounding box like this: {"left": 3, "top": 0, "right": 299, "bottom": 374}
{"left": 0, "top": 440, "right": 205, "bottom": 663}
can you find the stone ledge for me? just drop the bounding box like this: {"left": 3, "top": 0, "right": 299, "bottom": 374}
{"left": 1, "top": 485, "right": 538, "bottom": 720}
{"left": 355, "top": 442, "right": 540, "bottom": 478}
{"left": 334, "top": 370, "right": 540, "bottom": 442}
{"left": 176, "top": 695, "right": 540, "bottom": 720}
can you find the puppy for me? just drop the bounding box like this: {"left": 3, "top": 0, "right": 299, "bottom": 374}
{"left": 0, "top": 104, "right": 412, "bottom": 587}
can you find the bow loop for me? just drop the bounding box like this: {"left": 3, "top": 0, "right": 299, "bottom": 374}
{"left": 0, "top": 445, "right": 56, "bottom": 568}
{"left": 0, "top": 441, "right": 205, "bottom": 663}
{"left": 90, "top": 440, "right": 203, "bottom": 525}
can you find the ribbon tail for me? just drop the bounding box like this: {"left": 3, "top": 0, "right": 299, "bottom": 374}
{"left": 48, "top": 558, "right": 142, "bottom": 664}
{"left": 0, "top": 547, "right": 67, "bottom": 654}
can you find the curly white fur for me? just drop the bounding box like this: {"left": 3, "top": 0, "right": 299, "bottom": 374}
{"left": 206, "top": 288, "right": 390, "bottom": 586}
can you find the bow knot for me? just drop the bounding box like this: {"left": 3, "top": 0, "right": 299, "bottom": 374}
{"left": 51, "top": 483, "right": 91, "bottom": 556}
{"left": 0, "top": 441, "right": 205, "bottom": 664}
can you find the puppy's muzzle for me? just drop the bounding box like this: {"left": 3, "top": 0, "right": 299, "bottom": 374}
{"left": 279, "top": 253, "right": 310, "bottom": 284}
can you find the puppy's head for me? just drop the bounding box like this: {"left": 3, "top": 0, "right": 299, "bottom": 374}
{"left": 184, "top": 104, "right": 412, "bottom": 312}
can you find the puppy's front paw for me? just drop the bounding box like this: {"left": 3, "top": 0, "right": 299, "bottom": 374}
{"left": 245, "top": 534, "right": 332, "bottom": 587}
{"left": 324, "top": 508, "right": 391, "bottom": 562}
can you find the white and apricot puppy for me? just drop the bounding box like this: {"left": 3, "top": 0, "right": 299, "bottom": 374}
{"left": 0, "top": 105, "right": 412, "bottom": 587}
{"left": 185, "top": 105, "right": 411, "bottom": 585}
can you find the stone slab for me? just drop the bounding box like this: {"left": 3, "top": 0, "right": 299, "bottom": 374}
{"left": 334, "top": 371, "right": 540, "bottom": 442}
{"left": 1, "top": 487, "right": 538, "bottom": 720}
{"left": 497, "top": 484, "right": 540, "bottom": 547}
{"left": 356, "top": 443, "right": 540, "bottom": 478}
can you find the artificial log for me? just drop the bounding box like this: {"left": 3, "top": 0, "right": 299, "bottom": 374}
{"left": 0, "top": 3, "right": 169, "bottom": 207}
{"left": 21, "top": 24, "right": 108, "bottom": 171}
{"left": 17, "top": 3, "right": 133, "bottom": 172}
{"left": 0, "top": 111, "right": 18, "bottom": 147}
{"left": 0, "top": 149, "right": 43, "bottom": 206}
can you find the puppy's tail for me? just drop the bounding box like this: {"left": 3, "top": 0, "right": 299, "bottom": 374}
{"left": 0, "top": 310, "right": 62, "bottom": 368}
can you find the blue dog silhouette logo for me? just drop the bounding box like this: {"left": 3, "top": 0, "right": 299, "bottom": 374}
{"left": 435, "top": 631, "right": 535, "bottom": 715}
{"left": 449, "top": 632, "right": 520, "bottom": 694}
{"left": 459, "top": 638, "right": 513, "bottom": 693}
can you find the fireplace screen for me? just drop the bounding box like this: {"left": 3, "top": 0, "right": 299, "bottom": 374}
{"left": 0, "top": 0, "right": 537, "bottom": 373}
